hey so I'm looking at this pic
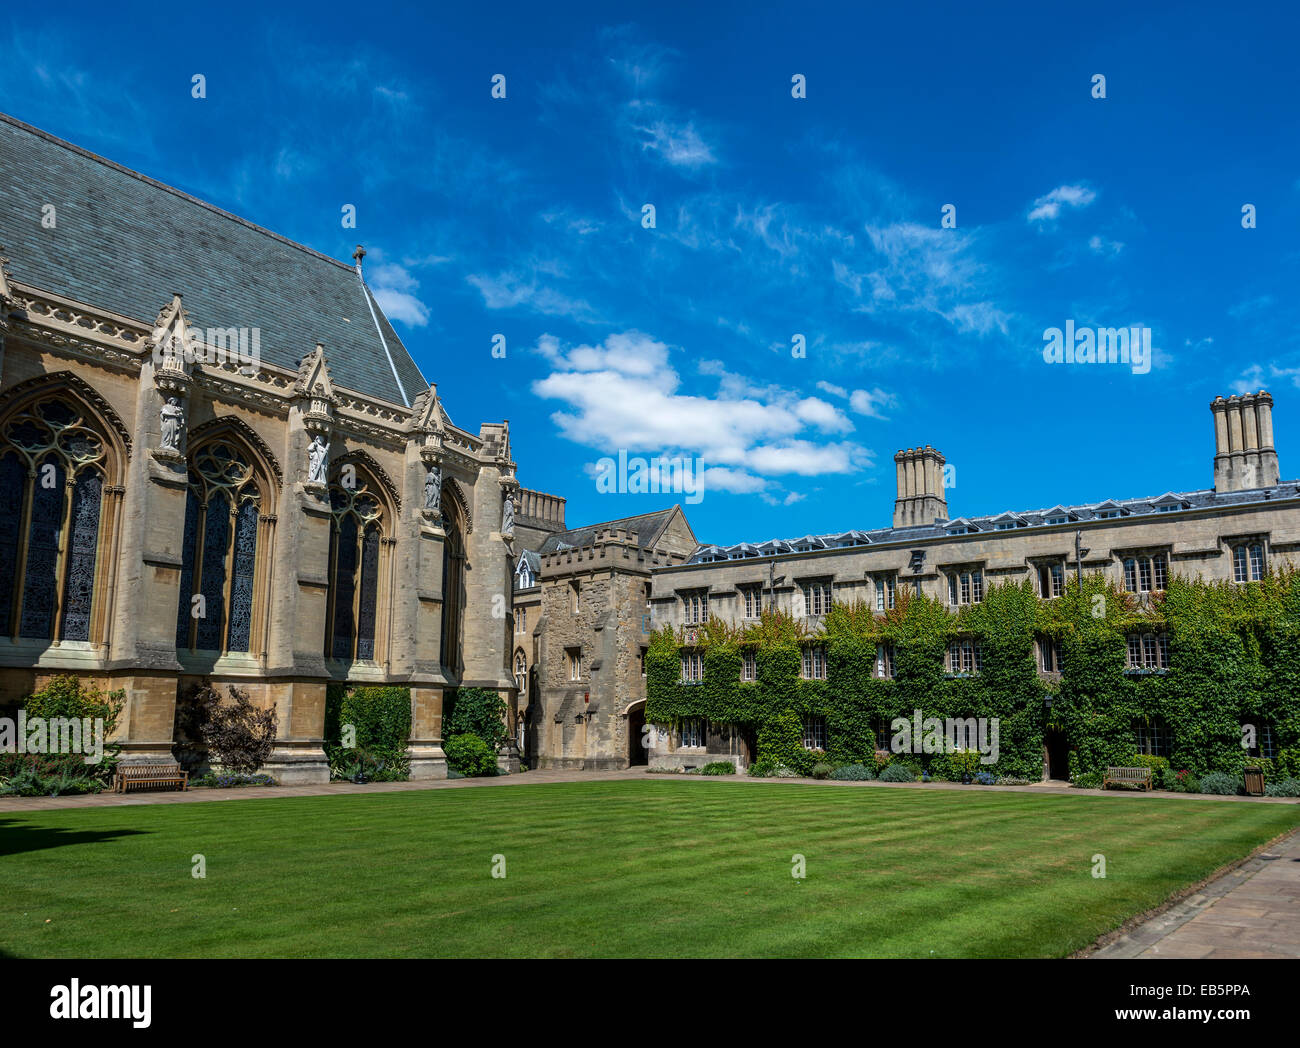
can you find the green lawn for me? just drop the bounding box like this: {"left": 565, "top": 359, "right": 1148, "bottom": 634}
{"left": 2, "top": 781, "right": 1296, "bottom": 958}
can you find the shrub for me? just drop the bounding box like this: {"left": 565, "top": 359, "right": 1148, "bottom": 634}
{"left": 323, "top": 685, "right": 411, "bottom": 782}
{"left": 975, "top": 771, "right": 996, "bottom": 785}
{"left": 3, "top": 675, "right": 127, "bottom": 795}
{"left": 444, "top": 687, "right": 508, "bottom": 752}
{"left": 1199, "top": 771, "right": 1242, "bottom": 795}
{"left": 831, "top": 763, "right": 875, "bottom": 781}
{"left": 880, "top": 763, "right": 915, "bottom": 783}
{"left": 700, "top": 761, "right": 735, "bottom": 775}
{"left": 1071, "top": 771, "right": 1103, "bottom": 790}
{"left": 1172, "top": 769, "right": 1201, "bottom": 794}
{"left": 444, "top": 733, "right": 497, "bottom": 777}
{"left": 192, "top": 772, "right": 276, "bottom": 788}
{"left": 1131, "top": 754, "right": 1172, "bottom": 790}
{"left": 747, "top": 758, "right": 776, "bottom": 777}
{"left": 811, "top": 762, "right": 834, "bottom": 780}
{"left": 189, "top": 685, "right": 276, "bottom": 774}
{"left": 1265, "top": 777, "right": 1300, "bottom": 797}
{"left": 996, "top": 776, "right": 1037, "bottom": 786}
{"left": 772, "top": 764, "right": 799, "bottom": 778}
{"left": 951, "top": 748, "right": 983, "bottom": 778}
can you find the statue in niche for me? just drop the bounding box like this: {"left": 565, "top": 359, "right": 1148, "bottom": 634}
{"left": 307, "top": 434, "right": 330, "bottom": 483}
{"left": 424, "top": 465, "right": 442, "bottom": 511}
{"left": 160, "top": 397, "right": 185, "bottom": 451}
{"left": 501, "top": 492, "right": 515, "bottom": 537}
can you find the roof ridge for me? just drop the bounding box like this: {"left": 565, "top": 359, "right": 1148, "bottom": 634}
{"left": 0, "top": 111, "right": 354, "bottom": 273}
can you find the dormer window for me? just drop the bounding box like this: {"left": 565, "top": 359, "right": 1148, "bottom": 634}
{"left": 1045, "top": 516, "right": 1068, "bottom": 526}
{"left": 1152, "top": 493, "right": 1188, "bottom": 514}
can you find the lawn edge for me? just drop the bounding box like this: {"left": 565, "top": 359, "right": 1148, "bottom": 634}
{"left": 1070, "top": 825, "right": 1300, "bottom": 958}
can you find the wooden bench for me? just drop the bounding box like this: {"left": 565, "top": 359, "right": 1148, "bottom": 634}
{"left": 1103, "top": 766, "right": 1153, "bottom": 791}
{"left": 114, "top": 762, "right": 188, "bottom": 794}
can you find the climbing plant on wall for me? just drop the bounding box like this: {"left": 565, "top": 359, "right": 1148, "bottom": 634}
{"left": 645, "top": 569, "right": 1300, "bottom": 780}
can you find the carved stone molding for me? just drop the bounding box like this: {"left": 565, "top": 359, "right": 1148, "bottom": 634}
{"left": 0, "top": 370, "right": 133, "bottom": 457}
{"left": 332, "top": 448, "right": 401, "bottom": 512}
{"left": 187, "top": 415, "right": 284, "bottom": 483}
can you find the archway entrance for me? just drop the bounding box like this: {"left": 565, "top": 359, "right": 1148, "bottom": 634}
{"left": 627, "top": 702, "right": 647, "bottom": 766}
{"left": 1044, "top": 728, "right": 1070, "bottom": 780}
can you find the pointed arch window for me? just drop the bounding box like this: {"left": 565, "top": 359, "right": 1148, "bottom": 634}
{"left": 441, "top": 496, "right": 466, "bottom": 675}
{"left": 514, "top": 649, "right": 527, "bottom": 695}
{"left": 0, "top": 397, "right": 109, "bottom": 642}
{"left": 326, "top": 468, "right": 385, "bottom": 662}
{"left": 175, "top": 442, "right": 264, "bottom": 653}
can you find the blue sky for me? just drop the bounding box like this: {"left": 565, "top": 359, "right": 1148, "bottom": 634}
{"left": 3, "top": 1, "right": 1300, "bottom": 544}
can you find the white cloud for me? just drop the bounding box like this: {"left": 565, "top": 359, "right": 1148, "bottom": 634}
{"left": 369, "top": 262, "right": 430, "bottom": 327}
{"left": 1028, "top": 184, "right": 1097, "bottom": 223}
{"left": 848, "top": 388, "right": 896, "bottom": 418}
{"left": 531, "top": 332, "right": 873, "bottom": 488}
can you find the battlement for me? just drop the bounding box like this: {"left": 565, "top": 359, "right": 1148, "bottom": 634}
{"left": 540, "top": 531, "right": 688, "bottom": 576}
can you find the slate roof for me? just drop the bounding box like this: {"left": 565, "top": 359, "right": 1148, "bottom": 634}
{"left": 538, "top": 508, "right": 681, "bottom": 554}
{"left": 687, "top": 483, "right": 1300, "bottom": 563}
{"left": 0, "top": 112, "right": 426, "bottom": 406}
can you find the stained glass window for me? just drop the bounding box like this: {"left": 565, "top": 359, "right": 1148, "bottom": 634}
{"left": 0, "top": 397, "right": 108, "bottom": 642}
{"left": 326, "top": 467, "right": 385, "bottom": 663}
{"left": 441, "top": 502, "right": 464, "bottom": 673}
{"left": 175, "top": 441, "right": 262, "bottom": 653}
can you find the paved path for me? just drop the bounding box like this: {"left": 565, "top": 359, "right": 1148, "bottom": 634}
{"left": 1091, "top": 828, "right": 1300, "bottom": 959}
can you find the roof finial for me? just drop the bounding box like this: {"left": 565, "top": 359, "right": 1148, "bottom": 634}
{"left": 352, "top": 244, "right": 366, "bottom": 269}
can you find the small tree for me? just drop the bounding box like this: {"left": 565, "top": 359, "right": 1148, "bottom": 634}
{"left": 191, "top": 684, "right": 277, "bottom": 773}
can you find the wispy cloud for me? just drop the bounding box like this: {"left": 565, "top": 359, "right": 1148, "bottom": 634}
{"left": 1028, "top": 184, "right": 1097, "bottom": 223}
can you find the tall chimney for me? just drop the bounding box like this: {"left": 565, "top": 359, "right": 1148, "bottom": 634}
{"left": 1213, "top": 391, "right": 1279, "bottom": 491}
{"left": 893, "top": 445, "right": 948, "bottom": 527}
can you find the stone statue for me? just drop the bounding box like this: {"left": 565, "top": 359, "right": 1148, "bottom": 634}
{"left": 424, "top": 465, "right": 442, "bottom": 511}
{"left": 160, "top": 396, "right": 184, "bottom": 451}
{"left": 308, "top": 434, "right": 329, "bottom": 483}
{"left": 501, "top": 492, "right": 515, "bottom": 536}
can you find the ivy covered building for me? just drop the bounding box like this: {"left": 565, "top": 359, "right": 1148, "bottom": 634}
{"left": 643, "top": 391, "right": 1300, "bottom": 781}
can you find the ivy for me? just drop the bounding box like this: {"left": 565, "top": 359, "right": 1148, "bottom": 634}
{"left": 645, "top": 570, "right": 1300, "bottom": 781}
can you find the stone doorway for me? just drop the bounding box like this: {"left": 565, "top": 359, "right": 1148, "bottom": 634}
{"left": 1044, "top": 728, "right": 1070, "bottom": 780}
{"left": 626, "top": 702, "right": 647, "bottom": 766}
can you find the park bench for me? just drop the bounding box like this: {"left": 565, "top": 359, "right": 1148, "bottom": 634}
{"left": 114, "top": 762, "right": 188, "bottom": 794}
{"left": 1103, "top": 766, "right": 1153, "bottom": 791}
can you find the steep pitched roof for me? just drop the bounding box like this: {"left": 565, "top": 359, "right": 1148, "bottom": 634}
{"left": 538, "top": 507, "right": 685, "bottom": 554}
{"left": 0, "top": 112, "right": 426, "bottom": 405}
